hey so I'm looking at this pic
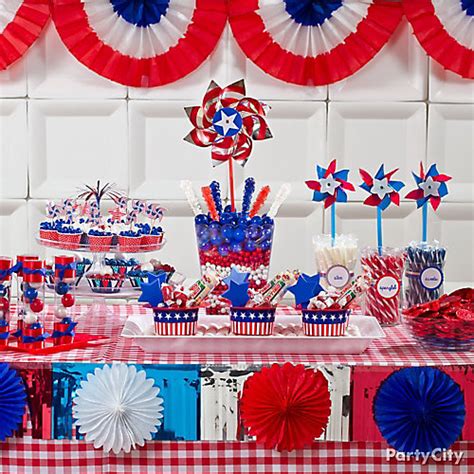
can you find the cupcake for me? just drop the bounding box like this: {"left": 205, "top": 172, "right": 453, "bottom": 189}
{"left": 118, "top": 230, "right": 142, "bottom": 252}
{"left": 86, "top": 273, "right": 124, "bottom": 293}
{"left": 88, "top": 229, "right": 113, "bottom": 252}
{"left": 39, "top": 222, "right": 58, "bottom": 245}
{"left": 138, "top": 224, "right": 164, "bottom": 249}
{"left": 76, "top": 258, "right": 92, "bottom": 284}
{"left": 127, "top": 262, "right": 174, "bottom": 289}
{"left": 105, "top": 257, "right": 139, "bottom": 276}
{"left": 57, "top": 225, "right": 82, "bottom": 250}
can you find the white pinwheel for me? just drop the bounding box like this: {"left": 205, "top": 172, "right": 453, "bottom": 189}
{"left": 73, "top": 363, "right": 163, "bottom": 454}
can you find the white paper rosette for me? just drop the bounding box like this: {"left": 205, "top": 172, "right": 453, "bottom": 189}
{"left": 73, "top": 363, "right": 163, "bottom": 454}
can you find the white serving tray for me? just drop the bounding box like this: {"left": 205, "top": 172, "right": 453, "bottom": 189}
{"left": 121, "top": 313, "right": 385, "bottom": 355}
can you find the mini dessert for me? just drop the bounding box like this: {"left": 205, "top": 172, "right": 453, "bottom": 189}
{"left": 39, "top": 222, "right": 58, "bottom": 244}
{"left": 88, "top": 229, "right": 113, "bottom": 252}
{"left": 138, "top": 223, "right": 164, "bottom": 249}
{"left": 118, "top": 230, "right": 142, "bottom": 252}
{"left": 104, "top": 256, "right": 139, "bottom": 276}
{"left": 57, "top": 225, "right": 82, "bottom": 250}
{"left": 86, "top": 273, "right": 124, "bottom": 293}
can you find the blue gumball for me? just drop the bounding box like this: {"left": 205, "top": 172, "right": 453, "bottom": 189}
{"left": 260, "top": 239, "right": 272, "bottom": 251}
{"left": 24, "top": 286, "right": 38, "bottom": 301}
{"left": 262, "top": 215, "right": 274, "bottom": 226}
{"left": 250, "top": 216, "right": 262, "bottom": 226}
{"left": 238, "top": 216, "right": 249, "bottom": 226}
{"left": 230, "top": 242, "right": 242, "bottom": 253}
{"left": 211, "top": 234, "right": 223, "bottom": 246}
{"left": 220, "top": 212, "right": 232, "bottom": 224}
{"left": 224, "top": 205, "right": 232, "bottom": 213}
{"left": 209, "top": 221, "right": 221, "bottom": 231}
{"left": 0, "top": 285, "right": 5, "bottom": 297}
{"left": 221, "top": 224, "right": 234, "bottom": 240}
{"left": 230, "top": 215, "right": 239, "bottom": 226}
{"left": 195, "top": 214, "right": 209, "bottom": 225}
{"left": 245, "top": 240, "right": 256, "bottom": 252}
{"left": 55, "top": 281, "right": 70, "bottom": 295}
{"left": 262, "top": 224, "right": 274, "bottom": 240}
{"left": 197, "top": 225, "right": 210, "bottom": 243}
{"left": 218, "top": 243, "right": 230, "bottom": 256}
{"left": 233, "top": 227, "right": 245, "bottom": 243}
{"left": 249, "top": 224, "right": 262, "bottom": 240}
{"left": 199, "top": 241, "right": 211, "bottom": 251}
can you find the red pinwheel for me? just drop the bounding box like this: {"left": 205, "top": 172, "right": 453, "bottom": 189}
{"left": 0, "top": 0, "right": 49, "bottom": 71}
{"left": 405, "top": 163, "right": 451, "bottom": 211}
{"left": 305, "top": 159, "right": 355, "bottom": 209}
{"left": 359, "top": 164, "right": 405, "bottom": 211}
{"left": 184, "top": 79, "right": 272, "bottom": 167}
{"left": 239, "top": 363, "right": 331, "bottom": 452}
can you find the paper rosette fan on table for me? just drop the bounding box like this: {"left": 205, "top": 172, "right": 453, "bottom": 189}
{"left": 0, "top": 0, "right": 49, "bottom": 70}
{"left": 228, "top": 0, "right": 403, "bottom": 86}
{"left": 404, "top": 0, "right": 474, "bottom": 79}
{"left": 239, "top": 363, "right": 331, "bottom": 452}
{"left": 374, "top": 367, "right": 466, "bottom": 453}
{"left": 50, "top": 0, "right": 227, "bottom": 87}
{"left": 73, "top": 363, "right": 164, "bottom": 454}
{"left": 0, "top": 363, "right": 26, "bottom": 441}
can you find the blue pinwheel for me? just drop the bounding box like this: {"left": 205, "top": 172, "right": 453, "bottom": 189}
{"left": 359, "top": 165, "right": 405, "bottom": 254}
{"left": 359, "top": 164, "right": 405, "bottom": 211}
{"left": 0, "top": 363, "right": 26, "bottom": 441}
{"left": 405, "top": 162, "right": 451, "bottom": 242}
{"left": 305, "top": 159, "right": 355, "bottom": 209}
{"left": 306, "top": 159, "right": 355, "bottom": 243}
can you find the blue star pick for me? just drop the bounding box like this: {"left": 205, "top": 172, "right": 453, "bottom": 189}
{"left": 288, "top": 274, "right": 324, "bottom": 308}
{"left": 222, "top": 280, "right": 250, "bottom": 307}
{"left": 138, "top": 272, "right": 166, "bottom": 307}
{"left": 223, "top": 268, "right": 249, "bottom": 287}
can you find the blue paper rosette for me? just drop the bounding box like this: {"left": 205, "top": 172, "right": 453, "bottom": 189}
{"left": 373, "top": 367, "right": 465, "bottom": 454}
{"left": 0, "top": 363, "right": 27, "bottom": 441}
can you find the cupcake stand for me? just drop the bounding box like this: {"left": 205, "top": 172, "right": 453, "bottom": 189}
{"left": 36, "top": 234, "right": 166, "bottom": 320}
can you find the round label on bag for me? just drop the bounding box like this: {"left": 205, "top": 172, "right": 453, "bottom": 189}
{"left": 376, "top": 276, "right": 400, "bottom": 299}
{"left": 326, "top": 265, "right": 351, "bottom": 289}
{"left": 420, "top": 267, "right": 443, "bottom": 291}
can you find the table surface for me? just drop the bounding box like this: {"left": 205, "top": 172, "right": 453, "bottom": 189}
{"left": 2, "top": 304, "right": 473, "bottom": 366}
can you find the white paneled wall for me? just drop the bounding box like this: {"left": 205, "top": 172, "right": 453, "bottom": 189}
{"left": 0, "top": 19, "right": 473, "bottom": 288}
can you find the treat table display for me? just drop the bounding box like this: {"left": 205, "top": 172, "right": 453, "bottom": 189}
{"left": 1, "top": 304, "right": 473, "bottom": 474}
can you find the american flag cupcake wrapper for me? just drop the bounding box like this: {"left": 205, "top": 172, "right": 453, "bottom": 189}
{"left": 153, "top": 308, "right": 199, "bottom": 336}
{"left": 230, "top": 308, "right": 276, "bottom": 336}
{"left": 302, "top": 309, "right": 350, "bottom": 337}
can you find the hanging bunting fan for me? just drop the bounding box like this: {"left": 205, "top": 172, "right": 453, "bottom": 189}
{"left": 403, "top": 0, "right": 474, "bottom": 79}
{"left": 228, "top": 0, "right": 403, "bottom": 86}
{"left": 50, "top": 0, "right": 227, "bottom": 87}
{"left": 0, "top": 0, "right": 49, "bottom": 70}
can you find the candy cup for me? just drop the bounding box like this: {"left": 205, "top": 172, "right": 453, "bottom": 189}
{"left": 230, "top": 307, "right": 276, "bottom": 336}
{"left": 153, "top": 307, "right": 199, "bottom": 336}
{"left": 302, "top": 308, "right": 350, "bottom": 336}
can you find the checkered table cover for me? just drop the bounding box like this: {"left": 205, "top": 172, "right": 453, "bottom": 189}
{"left": 0, "top": 439, "right": 472, "bottom": 474}
{"left": 2, "top": 304, "right": 473, "bottom": 366}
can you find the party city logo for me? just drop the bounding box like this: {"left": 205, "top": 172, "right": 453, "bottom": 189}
{"left": 386, "top": 448, "right": 464, "bottom": 465}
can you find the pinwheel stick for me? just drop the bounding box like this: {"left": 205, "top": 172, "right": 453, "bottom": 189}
{"left": 422, "top": 202, "right": 428, "bottom": 243}
{"left": 331, "top": 203, "right": 336, "bottom": 246}
{"left": 377, "top": 207, "right": 383, "bottom": 256}
{"left": 228, "top": 160, "right": 236, "bottom": 212}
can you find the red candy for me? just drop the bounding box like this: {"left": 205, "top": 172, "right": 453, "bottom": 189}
{"left": 30, "top": 298, "right": 44, "bottom": 313}
{"left": 61, "top": 293, "right": 75, "bottom": 308}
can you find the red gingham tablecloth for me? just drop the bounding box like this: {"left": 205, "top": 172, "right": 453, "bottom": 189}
{"left": 0, "top": 439, "right": 473, "bottom": 474}
{"left": 2, "top": 304, "right": 472, "bottom": 366}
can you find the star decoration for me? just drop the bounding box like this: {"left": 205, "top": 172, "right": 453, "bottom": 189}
{"left": 287, "top": 274, "right": 324, "bottom": 308}
{"left": 213, "top": 108, "right": 243, "bottom": 137}
{"left": 305, "top": 159, "right": 355, "bottom": 208}
{"left": 138, "top": 272, "right": 168, "bottom": 308}
{"left": 223, "top": 268, "right": 249, "bottom": 287}
{"left": 222, "top": 280, "right": 250, "bottom": 307}
{"left": 359, "top": 164, "right": 405, "bottom": 211}
{"left": 405, "top": 163, "right": 451, "bottom": 210}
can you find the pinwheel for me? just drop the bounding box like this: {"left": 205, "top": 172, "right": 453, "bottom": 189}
{"left": 145, "top": 203, "right": 166, "bottom": 224}
{"left": 184, "top": 79, "right": 272, "bottom": 211}
{"left": 306, "top": 159, "right": 355, "bottom": 243}
{"left": 50, "top": 0, "right": 227, "bottom": 87}
{"left": 73, "top": 364, "right": 163, "bottom": 454}
{"left": 406, "top": 163, "right": 451, "bottom": 242}
{"left": 0, "top": 363, "right": 26, "bottom": 441}
{"left": 404, "top": 0, "right": 474, "bottom": 79}
{"left": 0, "top": 0, "right": 49, "bottom": 71}
{"left": 76, "top": 181, "right": 123, "bottom": 208}
{"left": 374, "top": 367, "right": 465, "bottom": 454}
{"left": 359, "top": 164, "right": 405, "bottom": 254}
{"left": 240, "top": 363, "right": 331, "bottom": 452}
{"left": 228, "top": 0, "right": 403, "bottom": 86}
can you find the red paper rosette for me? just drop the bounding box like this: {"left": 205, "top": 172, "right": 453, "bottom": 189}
{"left": 0, "top": 0, "right": 49, "bottom": 70}
{"left": 228, "top": 0, "right": 403, "bottom": 86}
{"left": 403, "top": 0, "right": 474, "bottom": 79}
{"left": 50, "top": 0, "right": 227, "bottom": 87}
{"left": 240, "top": 363, "right": 331, "bottom": 452}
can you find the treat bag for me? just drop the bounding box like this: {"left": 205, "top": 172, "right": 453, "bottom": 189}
{"left": 0, "top": 257, "right": 13, "bottom": 346}
{"left": 313, "top": 234, "right": 358, "bottom": 290}
{"left": 22, "top": 259, "right": 46, "bottom": 348}
{"left": 361, "top": 247, "right": 405, "bottom": 326}
{"left": 405, "top": 241, "right": 446, "bottom": 307}
{"left": 16, "top": 255, "right": 39, "bottom": 330}
{"left": 53, "top": 256, "right": 77, "bottom": 345}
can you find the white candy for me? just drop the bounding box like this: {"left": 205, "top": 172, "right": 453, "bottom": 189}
{"left": 141, "top": 262, "right": 154, "bottom": 272}
{"left": 55, "top": 307, "right": 68, "bottom": 320}
{"left": 29, "top": 282, "right": 43, "bottom": 289}
{"left": 24, "top": 313, "right": 38, "bottom": 325}
{"left": 102, "top": 267, "right": 113, "bottom": 276}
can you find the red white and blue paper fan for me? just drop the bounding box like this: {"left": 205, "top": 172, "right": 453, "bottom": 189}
{"left": 50, "top": 0, "right": 227, "bottom": 87}
{"left": 305, "top": 159, "right": 355, "bottom": 208}
{"left": 228, "top": 0, "right": 403, "bottom": 86}
{"left": 0, "top": 0, "right": 49, "bottom": 70}
{"left": 404, "top": 0, "right": 474, "bottom": 79}
{"left": 184, "top": 79, "right": 272, "bottom": 167}
{"left": 359, "top": 164, "right": 405, "bottom": 211}
{"left": 405, "top": 162, "right": 451, "bottom": 211}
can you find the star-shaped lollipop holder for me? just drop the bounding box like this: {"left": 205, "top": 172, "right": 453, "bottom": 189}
{"left": 287, "top": 274, "right": 324, "bottom": 309}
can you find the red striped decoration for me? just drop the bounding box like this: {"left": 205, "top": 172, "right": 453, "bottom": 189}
{"left": 303, "top": 321, "right": 348, "bottom": 337}
{"left": 231, "top": 321, "right": 274, "bottom": 336}
{"left": 155, "top": 321, "right": 197, "bottom": 336}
